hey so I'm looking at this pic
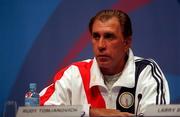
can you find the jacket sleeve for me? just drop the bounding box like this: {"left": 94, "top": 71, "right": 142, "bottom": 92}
{"left": 135, "top": 60, "right": 170, "bottom": 114}
{"left": 39, "top": 66, "right": 72, "bottom": 106}
{"left": 39, "top": 65, "right": 90, "bottom": 117}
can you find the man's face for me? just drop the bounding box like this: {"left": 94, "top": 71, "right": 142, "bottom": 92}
{"left": 91, "top": 17, "right": 131, "bottom": 75}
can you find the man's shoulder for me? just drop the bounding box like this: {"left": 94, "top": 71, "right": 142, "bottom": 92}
{"left": 59, "top": 59, "right": 94, "bottom": 72}
{"left": 53, "top": 59, "right": 93, "bottom": 81}
{"left": 72, "top": 59, "right": 93, "bottom": 68}
{"left": 134, "top": 56, "right": 162, "bottom": 75}
{"left": 134, "top": 56, "right": 158, "bottom": 65}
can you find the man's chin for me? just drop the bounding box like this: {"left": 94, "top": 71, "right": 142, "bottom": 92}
{"left": 98, "top": 62, "right": 111, "bottom": 69}
{"left": 98, "top": 64, "right": 113, "bottom": 75}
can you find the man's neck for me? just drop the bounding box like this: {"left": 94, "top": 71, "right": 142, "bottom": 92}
{"left": 100, "top": 54, "right": 128, "bottom": 75}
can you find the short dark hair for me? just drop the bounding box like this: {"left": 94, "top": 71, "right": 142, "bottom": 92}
{"left": 89, "top": 9, "right": 132, "bottom": 38}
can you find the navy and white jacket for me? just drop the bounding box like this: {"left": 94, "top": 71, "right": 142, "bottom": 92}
{"left": 40, "top": 49, "right": 170, "bottom": 116}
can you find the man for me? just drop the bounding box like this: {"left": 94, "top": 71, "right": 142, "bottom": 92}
{"left": 40, "top": 9, "right": 170, "bottom": 117}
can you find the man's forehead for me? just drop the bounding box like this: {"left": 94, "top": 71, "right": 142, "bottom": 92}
{"left": 92, "top": 22, "right": 121, "bottom": 34}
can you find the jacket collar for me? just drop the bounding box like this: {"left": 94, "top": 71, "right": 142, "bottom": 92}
{"left": 90, "top": 49, "right": 135, "bottom": 88}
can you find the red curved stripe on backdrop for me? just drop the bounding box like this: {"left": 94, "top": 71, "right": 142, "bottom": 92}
{"left": 113, "top": 0, "right": 152, "bottom": 12}
{"left": 59, "top": 31, "right": 90, "bottom": 68}
{"left": 60, "top": 0, "right": 152, "bottom": 68}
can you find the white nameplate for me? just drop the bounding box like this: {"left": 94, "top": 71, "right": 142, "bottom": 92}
{"left": 16, "top": 105, "right": 83, "bottom": 117}
{"left": 143, "top": 104, "right": 180, "bottom": 116}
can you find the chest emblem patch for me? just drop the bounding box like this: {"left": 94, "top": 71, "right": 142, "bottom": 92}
{"left": 118, "top": 92, "right": 134, "bottom": 108}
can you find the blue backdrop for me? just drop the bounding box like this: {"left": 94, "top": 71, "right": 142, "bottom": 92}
{"left": 0, "top": 0, "right": 180, "bottom": 116}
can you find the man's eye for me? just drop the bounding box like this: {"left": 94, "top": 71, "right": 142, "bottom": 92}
{"left": 92, "top": 33, "right": 100, "bottom": 40}
{"left": 104, "top": 33, "right": 115, "bottom": 40}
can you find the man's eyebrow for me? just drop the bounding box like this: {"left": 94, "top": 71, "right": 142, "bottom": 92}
{"left": 104, "top": 32, "right": 116, "bottom": 37}
{"left": 92, "top": 32, "right": 100, "bottom": 36}
{"left": 104, "top": 32, "right": 114, "bottom": 35}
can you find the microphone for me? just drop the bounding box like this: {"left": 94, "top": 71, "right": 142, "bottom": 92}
{"left": 135, "top": 93, "right": 142, "bottom": 117}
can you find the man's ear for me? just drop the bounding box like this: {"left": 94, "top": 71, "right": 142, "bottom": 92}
{"left": 124, "top": 36, "right": 132, "bottom": 47}
{"left": 123, "top": 36, "right": 132, "bottom": 52}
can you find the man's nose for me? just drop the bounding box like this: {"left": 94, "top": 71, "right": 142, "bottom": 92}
{"left": 98, "top": 38, "right": 106, "bottom": 50}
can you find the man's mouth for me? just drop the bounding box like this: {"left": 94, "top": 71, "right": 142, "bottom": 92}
{"left": 97, "top": 55, "right": 110, "bottom": 62}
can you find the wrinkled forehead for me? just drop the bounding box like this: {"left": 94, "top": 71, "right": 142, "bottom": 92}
{"left": 92, "top": 17, "right": 122, "bottom": 34}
